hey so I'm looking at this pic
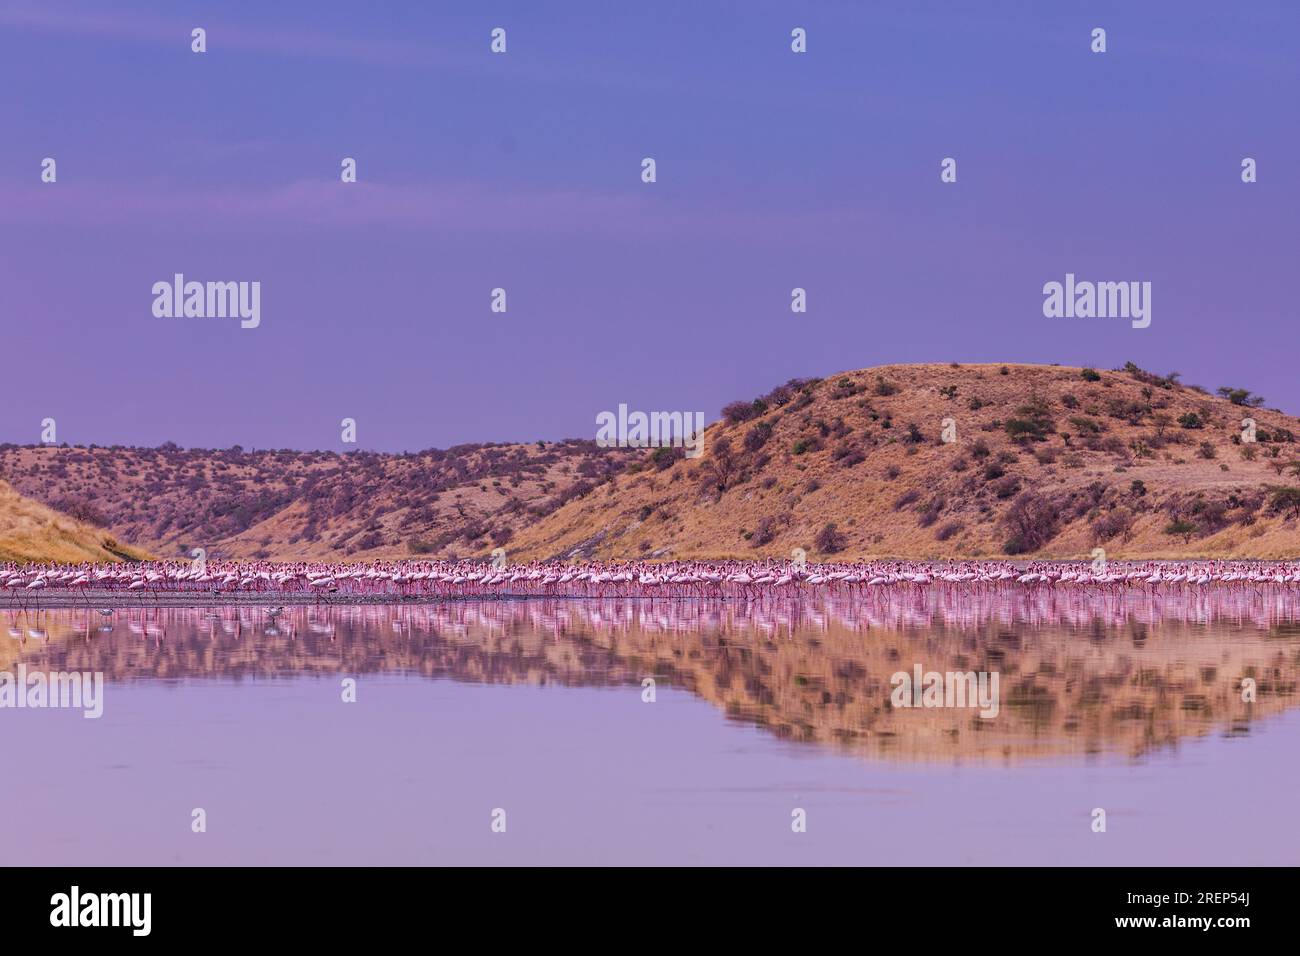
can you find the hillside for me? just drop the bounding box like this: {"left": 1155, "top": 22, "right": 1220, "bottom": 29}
{"left": 0, "top": 480, "right": 151, "bottom": 564}
{"left": 8, "top": 362, "right": 1300, "bottom": 564}
{"left": 510, "top": 362, "right": 1300, "bottom": 561}
{"left": 0, "top": 440, "right": 631, "bottom": 562}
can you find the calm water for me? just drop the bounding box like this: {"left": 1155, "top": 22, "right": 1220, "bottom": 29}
{"left": 3, "top": 592, "right": 1299, "bottom": 865}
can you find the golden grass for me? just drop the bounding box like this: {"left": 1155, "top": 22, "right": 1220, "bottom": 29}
{"left": 510, "top": 362, "right": 1300, "bottom": 561}
{"left": 0, "top": 481, "right": 152, "bottom": 564}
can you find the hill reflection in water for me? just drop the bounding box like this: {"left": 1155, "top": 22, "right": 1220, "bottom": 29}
{"left": 5, "top": 587, "right": 1299, "bottom": 765}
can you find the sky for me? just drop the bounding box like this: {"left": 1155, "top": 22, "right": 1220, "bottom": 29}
{"left": 1, "top": 0, "right": 1296, "bottom": 452}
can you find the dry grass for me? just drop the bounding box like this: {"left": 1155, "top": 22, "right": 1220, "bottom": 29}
{"left": 8, "top": 362, "right": 1300, "bottom": 564}
{"left": 0, "top": 441, "right": 631, "bottom": 562}
{"left": 509, "top": 362, "right": 1300, "bottom": 561}
{"left": 0, "top": 481, "right": 152, "bottom": 564}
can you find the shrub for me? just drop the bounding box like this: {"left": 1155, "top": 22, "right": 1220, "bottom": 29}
{"left": 650, "top": 446, "right": 682, "bottom": 471}
{"left": 1178, "top": 413, "right": 1203, "bottom": 429}
{"left": 1197, "top": 441, "right": 1217, "bottom": 460}
{"left": 52, "top": 496, "right": 108, "bottom": 526}
{"left": 1091, "top": 508, "right": 1134, "bottom": 543}
{"left": 893, "top": 489, "right": 921, "bottom": 510}
{"left": 1164, "top": 519, "right": 1198, "bottom": 542}
{"left": 1001, "top": 492, "right": 1060, "bottom": 554}
{"left": 1081, "top": 368, "right": 1101, "bottom": 382}
{"left": 356, "top": 530, "right": 384, "bottom": 550}
{"left": 838, "top": 448, "right": 866, "bottom": 468}
{"left": 1267, "top": 487, "right": 1300, "bottom": 519}
{"left": 722, "top": 400, "right": 762, "bottom": 425}
{"left": 1188, "top": 497, "right": 1231, "bottom": 531}
{"left": 1121, "top": 362, "right": 1180, "bottom": 390}
{"left": 934, "top": 520, "right": 964, "bottom": 542}
{"left": 830, "top": 377, "right": 864, "bottom": 400}
{"left": 814, "top": 522, "right": 847, "bottom": 553}
{"left": 701, "top": 438, "right": 737, "bottom": 494}
{"left": 991, "top": 475, "right": 1021, "bottom": 499}
{"left": 1105, "top": 398, "right": 1149, "bottom": 425}
{"left": 744, "top": 422, "right": 773, "bottom": 453}
{"left": 1217, "top": 386, "right": 1265, "bottom": 407}
{"left": 1005, "top": 396, "right": 1055, "bottom": 443}
{"left": 917, "top": 498, "right": 944, "bottom": 528}
{"left": 760, "top": 378, "right": 818, "bottom": 410}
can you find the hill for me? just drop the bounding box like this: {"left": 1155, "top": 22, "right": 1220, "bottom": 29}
{"left": 8, "top": 362, "right": 1300, "bottom": 563}
{"left": 0, "top": 480, "right": 151, "bottom": 564}
{"left": 509, "top": 362, "right": 1300, "bottom": 561}
{"left": 0, "top": 440, "right": 631, "bottom": 562}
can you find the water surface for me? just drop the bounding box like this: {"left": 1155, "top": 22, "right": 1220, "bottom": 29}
{"left": 3, "top": 592, "right": 1298, "bottom": 865}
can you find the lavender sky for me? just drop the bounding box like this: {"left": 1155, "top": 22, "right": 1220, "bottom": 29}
{"left": 1, "top": 0, "right": 1296, "bottom": 452}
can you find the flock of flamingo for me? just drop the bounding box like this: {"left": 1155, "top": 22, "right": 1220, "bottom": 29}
{"left": 10, "top": 582, "right": 1300, "bottom": 650}
{"left": 5, "top": 558, "right": 1300, "bottom": 607}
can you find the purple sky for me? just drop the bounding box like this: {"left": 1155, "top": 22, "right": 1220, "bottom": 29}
{"left": 1, "top": 0, "right": 1296, "bottom": 452}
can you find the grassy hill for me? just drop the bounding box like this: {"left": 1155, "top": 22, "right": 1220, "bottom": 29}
{"left": 7, "top": 361, "right": 1300, "bottom": 564}
{"left": 0, "top": 480, "right": 151, "bottom": 564}
{"left": 509, "top": 362, "right": 1300, "bottom": 561}
{"left": 0, "top": 440, "right": 632, "bottom": 562}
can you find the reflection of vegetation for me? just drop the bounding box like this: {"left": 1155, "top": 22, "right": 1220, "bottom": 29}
{"left": 1004, "top": 683, "right": 1056, "bottom": 727}
{"left": 7, "top": 599, "right": 1298, "bottom": 765}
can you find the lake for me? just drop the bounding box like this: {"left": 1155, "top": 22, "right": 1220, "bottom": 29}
{"left": 3, "top": 591, "right": 1298, "bottom": 865}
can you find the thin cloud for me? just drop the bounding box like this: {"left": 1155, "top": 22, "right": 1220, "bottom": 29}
{"left": 0, "top": 177, "right": 858, "bottom": 242}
